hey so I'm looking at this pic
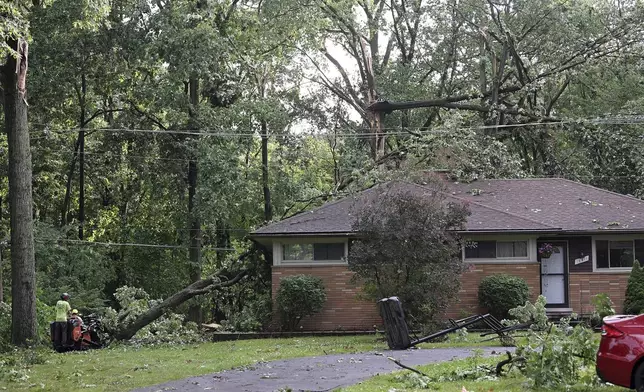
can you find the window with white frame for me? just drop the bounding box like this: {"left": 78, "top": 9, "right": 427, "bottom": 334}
{"left": 282, "top": 242, "right": 345, "bottom": 262}
{"left": 464, "top": 240, "right": 528, "bottom": 259}
{"left": 595, "top": 239, "right": 644, "bottom": 269}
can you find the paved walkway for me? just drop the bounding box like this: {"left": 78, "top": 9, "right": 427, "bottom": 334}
{"left": 134, "top": 347, "right": 506, "bottom": 392}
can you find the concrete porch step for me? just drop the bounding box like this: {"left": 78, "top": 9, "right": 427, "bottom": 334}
{"left": 546, "top": 308, "right": 573, "bottom": 319}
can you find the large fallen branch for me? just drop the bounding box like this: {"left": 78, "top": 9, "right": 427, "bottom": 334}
{"left": 113, "top": 251, "right": 253, "bottom": 341}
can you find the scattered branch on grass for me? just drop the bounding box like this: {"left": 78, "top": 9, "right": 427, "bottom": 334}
{"left": 495, "top": 351, "right": 526, "bottom": 376}
{"left": 388, "top": 357, "right": 430, "bottom": 377}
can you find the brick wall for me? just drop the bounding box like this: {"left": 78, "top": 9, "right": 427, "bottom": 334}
{"left": 271, "top": 265, "right": 382, "bottom": 331}
{"left": 445, "top": 263, "right": 541, "bottom": 319}
{"left": 271, "top": 265, "right": 631, "bottom": 331}
{"left": 569, "top": 272, "right": 630, "bottom": 314}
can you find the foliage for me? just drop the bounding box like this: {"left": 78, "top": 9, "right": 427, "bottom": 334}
{"left": 349, "top": 183, "right": 469, "bottom": 327}
{"left": 478, "top": 275, "right": 530, "bottom": 320}
{"left": 508, "top": 296, "right": 599, "bottom": 389}
{"left": 392, "top": 350, "right": 499, "bottom": 390}
{"left": 537, "top": 243, "right": 559, "bottom": 258}
{"left": 221, "top": 293, "right": 272, "bottom": 332}
{"left": 0, "top": 1, "right": 30, "bottom": 60}
{"left": 624, "top": 261, "right": 644, "bottom": 315}
{"left": 276, "top": 275, "right": 327, "bottom": 331}
{"left": 591, "top": 293, "right": 616, "bottom": 325}
{"left": 0, "top": 302, "right": 10, "bottom": 352}
{"left": 34, "top": 223, "right": 113, "bottom": 312}
{"left": 4, "top": 0, "right": 644, "bottom": 351}
{"left": 0, "top": 298, "right": 54, "bottom": 352}
{"left": 506, "top": 295, "right": 550, "bottom": 331}
{"left": 101, "top": 286, "right": 201, "bottom": 345}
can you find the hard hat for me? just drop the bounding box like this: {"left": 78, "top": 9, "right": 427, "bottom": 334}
{"left": 61, "top": 293, "right": 70, "bottom": 300}
{"left": 71, "top": 309, "right": 79, "bottom": 314}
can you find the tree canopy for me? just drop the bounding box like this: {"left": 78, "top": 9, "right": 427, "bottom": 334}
{"left": 1, "top": 0, "right": 644, "bottom": 343}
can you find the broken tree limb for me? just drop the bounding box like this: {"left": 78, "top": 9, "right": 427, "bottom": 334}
{"left": 113, "top": 268, "right": 248, "bottom": 341}
{"left": 112, "top": 249, "right": 255, "bottom": 341}
{"left": 495, "top": 351, "right": 526, "bottom": 376}
{"left": 387, "top": 357, "right": 429, "bottom": 377}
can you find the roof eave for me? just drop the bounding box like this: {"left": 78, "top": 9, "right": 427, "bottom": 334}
{"left": 457, "top": 228, "right": 561, "bottom": 234}
{"left": 249, "top": 231, "right": 356, "bottom": 238}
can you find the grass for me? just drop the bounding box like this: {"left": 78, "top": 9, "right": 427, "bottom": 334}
{"left": 0, "top": 333, "right": 511, "bottom": 392}
{"left": 0, "top": 335, "right": 384, "bottom": 391}
{"left": 338, "top": 354, "right": 629, "bottom": 392}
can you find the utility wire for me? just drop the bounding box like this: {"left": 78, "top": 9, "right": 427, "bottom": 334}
{"left": 25, "top": 115, "right": 644, "bottom": 139}
{"left": 35, "top": 238, "right": 237, "bottom": 251}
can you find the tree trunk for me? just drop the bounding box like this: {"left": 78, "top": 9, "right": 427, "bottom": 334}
{"left": 260, "top": 119, "right": 272, "bottom": 222}
{"left": 0, "top": 246, "right": 4, "bottom": 304}
{"left": 0, "top": 196, "right": 3, "bottom": 303}
{"left": 60, "top": 136, "right": 80, "bottom": 226}
{"left": 113, "top": 268, "right": 248, "bottom": 341}
{"left": 78, "top": 73, "right": 86, "bottom": 239}
{"left": 2, "top": 38, "right": 37, "bottom": 345}
{"left": 187, "top": 77, "right": 202, "bottom": 324}
{"left": 378, "top": 297, "right": 411, "bottom": 350}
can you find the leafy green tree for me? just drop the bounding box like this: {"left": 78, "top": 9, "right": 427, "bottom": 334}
{"left": 348, "top": 182, "right": 470, "bottom": 326}
{"left": 624, "top": 261, "right": 644, "bottom": 315}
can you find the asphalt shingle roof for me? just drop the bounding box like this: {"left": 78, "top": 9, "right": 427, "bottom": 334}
{"left": 448, "top": 178, "right": 644, "bottom": 232}
{"left": 252, "top": 178, "right": 644, "bottom": 236}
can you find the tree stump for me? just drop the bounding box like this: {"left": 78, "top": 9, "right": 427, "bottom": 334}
{"left": 378, "top": 297, "right": 411, "bottom": 350}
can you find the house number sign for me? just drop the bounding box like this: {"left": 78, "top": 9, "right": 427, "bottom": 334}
{"left": 574, "top": 255, "right": 590, "bottom": 265}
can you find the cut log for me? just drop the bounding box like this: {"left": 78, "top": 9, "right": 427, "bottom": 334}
{"left": 378, "top": 297, "right": 411, "bottom": 350}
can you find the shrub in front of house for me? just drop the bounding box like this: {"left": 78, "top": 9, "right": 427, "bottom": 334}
{"left": 276, "top": 275, "right": 327, "bottom": 331}
{"left": 348, "top": 185, "right": 469, "bottom": 328}
{"left": 478, "top": 274, "right": 530, "bottom": 320}
{"left": 624, "top": 260, "right": 644, "bottom": 314}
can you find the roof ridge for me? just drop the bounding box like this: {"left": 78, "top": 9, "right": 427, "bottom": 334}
{"left": 553, "top": 177, "right": 644, "bottom": 203}
{"left": 402, "top": 181, "right": 559, "bottom": 230}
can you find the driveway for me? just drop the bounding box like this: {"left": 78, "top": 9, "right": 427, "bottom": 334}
{"left": 134, "top": 347, "right": 506, "bottom": 392}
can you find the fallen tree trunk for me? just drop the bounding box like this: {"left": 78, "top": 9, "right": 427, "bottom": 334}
{"left": 113, "top": 250, "right": 254, "bottom": 341}
{"left": 113, "top": 269, "right": 248, "bottom": 341}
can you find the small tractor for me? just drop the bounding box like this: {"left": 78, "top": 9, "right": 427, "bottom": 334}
{"left": 50, "top": 314, "right": 104, "bottom": 352}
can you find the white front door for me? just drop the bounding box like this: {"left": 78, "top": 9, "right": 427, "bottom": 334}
{"left": 540, "top": 245, "right": 567, "bottom": 306}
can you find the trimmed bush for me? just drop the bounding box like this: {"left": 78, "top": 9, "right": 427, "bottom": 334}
{"left": 478, "top": 274, "right": 530, "bottom": 320}
{"left": 276, "top": 275, "right": 327, "bottom": 331}
{"left": 624, "top": 261, "right": 644, "bottom": 314}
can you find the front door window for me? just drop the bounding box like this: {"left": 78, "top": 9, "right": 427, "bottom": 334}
{"left": 540, "top": 245, "right": 567, "bottom": 306}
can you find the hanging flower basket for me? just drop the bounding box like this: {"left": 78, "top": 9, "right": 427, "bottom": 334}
{"left": 539, "top": 243, "right": 559, "bottom": 258}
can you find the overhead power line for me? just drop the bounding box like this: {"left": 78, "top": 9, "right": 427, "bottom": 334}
{"left": 25, "top": 115, "right": 644, "bottom": 140}
{"left": 35, "top": 238, "right": 237, "bottom": 251}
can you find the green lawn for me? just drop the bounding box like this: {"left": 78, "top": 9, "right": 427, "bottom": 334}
{"left": 338, "top": 354, "right": 628, "bottom": 392}
{"left": 0, "top": 335, "right": 384, "bottom": 391}
{"left": 1, "top": 334, "right": 503, "bottom": 392}
{"left": 0, "top": 333, "right": 546, "bottom": 392}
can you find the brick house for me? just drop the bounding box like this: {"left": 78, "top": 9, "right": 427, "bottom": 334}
{"left": 251, "top": 178, "right": 644, "bottom": 331}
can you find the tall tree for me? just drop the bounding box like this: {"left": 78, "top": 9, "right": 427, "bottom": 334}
{"left": 1, "top": 4, "right": 36, "bottom": 344}
{"left": 307, "top": 0, "right": 644, "bottom": 174}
